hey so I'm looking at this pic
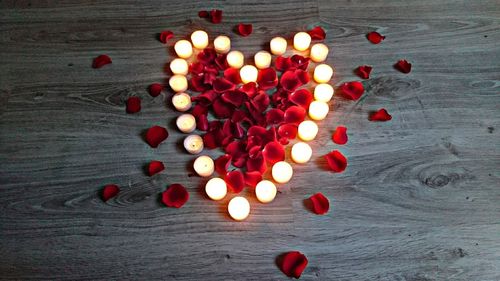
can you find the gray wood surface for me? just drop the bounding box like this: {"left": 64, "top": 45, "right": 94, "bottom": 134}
{"left": 1, "top": 0, "right": 499, "bottom": 280}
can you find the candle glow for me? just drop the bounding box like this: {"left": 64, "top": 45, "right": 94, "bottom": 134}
{"left": 291, "top": 142, "right": 312, "bottom": 164}
{"left": 170, "top": 58, "right": 189, "bottom": 75}
{"left": 193, "top": 155, "right": 214, "bottom": 177}
{"left": 272, "top": 161, "right": 293, "bottom": 184}
{"left": 228, "top": 196, "right": 250, "bottom": 221}
{"left": 214, "top": 35, "right": 231, "bottom": 54}
{"left": 255, "top": 180, "right": 277, "bottom": 203}
{"left": 254, "top": 51, "right": 272, "bottom": 69}
{"left": 313, "top": 64, "right": 333, "bottom": 83}
{"left": 205, "top": 177, "right": 227, "bottom": 201}
{"left": 174, "top": 40, "right": 193, "bottom": 59}
{"left": 314, "top": 84, "right": 334, "bottom": 102}
{"left": 240, "top": 65, "right": 258, "bottom": 84}
{"left": 308, "top": 101, "right": 329, "bottom": 121}
{"left": 310, "top": 43, "right": 329, "bottom": 62}
{"left": 270, "top": 37, "right": 287, "bottom": 55}
{"left": 298, "top": 120, "right": 319, "bottom": 141}
{"left": 169, "top": 74, "right": 188, "bottom": 93}
{"left": 183, "top": 134, "right": 204, "bottom": 154}
{"left": 293, "top": 32, "right": 311, "bottom": 51}
{"left": 172, "top": 92, "right": 192, "bottom": 112}
{"left": 191, "top": 30, "right": 209, "bottom": 49}
{"left": 176, "top": 113, "right": 196, "bottom": 133}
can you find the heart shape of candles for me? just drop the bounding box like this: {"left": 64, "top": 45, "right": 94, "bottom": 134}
{"left": 169, "top": 30, "right": 334, "bottom": 221}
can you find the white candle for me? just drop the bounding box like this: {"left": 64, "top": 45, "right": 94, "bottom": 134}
{"left": 298, "top": 120, "right": 318, "bottom": 141}
{"left": 169, "top": 74, "right": 188, "bottom": 92}
{"left": 310, "top": 43, "right": 329, "bottom": 62}
{"left": 254, "top": 51, "right": 272, "bottom": 69}
{"left": 214, "top": 35, "right": 231, "bottom": 54}
{"left": 308, "top": 101, "right": 329, "bottom": 121}
{"left": 176, "top": 113, "right": 196, "bottom": 133}
{"left": 205, "top": 177, "right": 227, "bottom": 200}
{"left": 174, "top": 40, "right": 193, "bottom": 59}
{"left": 240, "top": 65, "right": 258, "bottom": 84}
{"left": 314, "top": 84, "right": 334, "bottom": 102}
{"left": 270, "top": 37, "right": 287, "bottom": 55}
{"left": 255, "top": 180, "right": 277, "bottom": 203}
{"left": 169, "top": 58, "right": 189, "bottom": 75}
{"left": 293, "top": 32, "right": 311, "bottom": 51}
{"left": 191, "top": 30, "right": 209, "bottom": 49}
{"left": 172, "top": 92, "right": 192, "bottom": 112}
{"left": 313, "top": 64, "right": 333, "bottom": 83}
{"left": 193, "top": 155, "right": 214, "bottom": 177}
{"left": 183, "top": 134, "right": 204, "bottom": 154}
{"left": 227, "top": 51, "right": 244, "bottom": 69}
{"left": 291, "top": 142, "right": 312, "bottom": 164}
{"left": 228, "top": 196, "right": 250, "bottom": 221}
{"left": 272, "top": 161, "right": 293, "bottom": 184}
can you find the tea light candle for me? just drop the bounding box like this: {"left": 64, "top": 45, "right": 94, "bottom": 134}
{"left": 172, "top": 92, "right": 192, "bottom": 112}
{"left": 314, "top": 84, "right": 334, "bottom": 102}
{"left": 298, "top": 120, "right": 318, "bottom": 141}
{"left": 191, "top": 30, "right": 209, "bottom": 49}
{"left": 240, "top": 65, "right": 258, "bottom": 84}
{"left": 169, "top": 74, "right": 188, "bottom": 92}
{"left": 170, "top": 58, "right": 189, "bottom": 75}
{"left": 214, "top": 35, "right": 231, "bottom": 54}
{"left": 193, "top": 155, "right": 214, "bottom": 177}
{"left": 310, "top": 43, "right": 329, "bottom": 62}
{"left": 227, "top": 51, "right": 244, "bottom": 69}
{"left": 184, "top": 134, "right": 204, "bottom": 154}
{"left": 176, "top": 113, "right": 196, "bottom": 133}
{"left": 293, "top": 32, "right": 311, "bottom": 51}
{"left": 291, "top": 142, "right": 312, "bottom": 164}
{"left": 308, "top": 101, "right": 329, "bottom": 121}
{"left": 272, "top": 161, "right": 293, "bottom": 184}
{"left": 313, "top": 64, "right": 333, "bottom": 83}
{"left": 254, "top": 51, "right": 272, "bottom": 69}
{"left": 174, "top": 40, "right": 193, "bottom": 59}
{"left": 270, "top": 37, "right": 287, "bottom": 55}
{"left": 205, "top": 177, "right": 227, "bottom": 201}
{"left": 255, "top": 180, "right": 277, "bottom": 203}
{"left": 228, "top": 196, "right": 250, "bottom": 221}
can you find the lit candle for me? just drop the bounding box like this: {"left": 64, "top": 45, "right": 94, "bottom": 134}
{"left": 174, "top": 40, "right": 193, "bottom": 59}
{"left": 183, "top": 134, "right": 204, "bottom": 154}
{"left": 193, "top": 155, "right": 214, "bottom": 177}
{"left": 205, "top": 177, "right": 227, "bottom": 200}
{"left": 169, "top": 58, "right": 189, "bottom": 75}
{"left": 255, "top": 180, "right": 277, "bottom": 203}
{"left": 227, "top": 51, "right": 244, "bottom": 69}
{"left": 298, "top": 120, "right": 318, "bottom": 141}
{"left": 270, "top": 37, "right": 287, "bottom": 55}
{"left": 169, "top": 74, "right": 188, "bottom": 92}
{"left": 313, "top": 64, "right": 333, "bottom": 83}
{"left": 191, "top": 30, "right": 209, "bottom": 49}
{"left": 291, "top": 142, "right": 312, "bottom": 164}
{"left": 228, "top": 196, "right": 250, "bottom": 221}
{"left": 254, "top": 51, "right": 272, "bottom": 69}
{"left": 176, "top": 113, "right": 196, "bottom": 133}
{"left": 310, "top": 43, "right": 329, "bottom": 62}
{"left": 172, "top": 92, "right": 192, "bottom": 112}
{"left": 272, "top": 161, "right": 293, "bottom": 184}
{"left": 314, "top": 84, "right": 334, "bottom": 102}
{"left": 293, "top": 32, "right": 311, "bottom": 51}
{"left": 214, "top": 35, "right": 231, "bottom": 54}
{"left": 240, "top": 65, "right": 258, "bottom": 84}
{"left": 308, "top": 101, "right": 329, "bottom": 121}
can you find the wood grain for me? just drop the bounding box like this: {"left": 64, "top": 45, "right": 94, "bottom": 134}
{"left": 1, "top": 0, "right": 499, "bottom": 280}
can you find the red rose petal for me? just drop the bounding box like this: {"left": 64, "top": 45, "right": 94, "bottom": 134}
{"left": 291, "top": 55, "right": 310, "bottom": 70}
{"left": 395, "top": 59, "right": 412, "bottom": 74}
{"left": 251, "top": 92, "right": 270, "bottom": 112}
{"left": 356, "top": 65, "right": 372, "bottom": 79}
{"left": 215, "top": 54, "right": 229, "bottom": 70}
{"left": 246, "top": 155, "right": 267, "bottom": 174}
{"left": 102, "top": 184, "right": 119, "bottom": 201}
{"left": 340, "top": 81, "right": 364, "bottom": 100}
{"left": 92, "top": 54, "right": 112, "bottom": 68}
{"left": 240, "top": 82, "right": 258, "bottom": 98}
{"left": 280, "top": 70, "right": 301, "bottom": 92}
{"left": 308, "top": 26, "right": 326, "bottom": 40}
{"left": 369, "top": 108, "right": 392, "bottom": 121}
{"left": 149, "top": 83, "right": 163, "bottom": 97}
{"left": 145, "top": 125, "right": 169, "bottom": 148}
{"left": 159, "top": 30, "right": 174, "bottom": 44}
{"left": 148, "top": 160, "right": 165, "bottom": 176}
{"left": 265, "top": 108, "right": 285, "bottom": 125}
{"left": 295, "top": 69, "right": 310, "bottom": 85}
{"left": 224, "top": 68, "right": 242, "bottom": 84}
{"left": 215, "top": 154, "right": 232, "bottom": 175}
{"left": 213, "top": 77, "right": 236, "bottom": 93}
{"left": 278, "top": 123, "right": 298, "bottom": 139}
{"left": 284, "top": 105, "right": 306, "bottom": 125}
{"left": 309, "top": 192, "right": 330, "bottom": 215}
{"left": 275, "top": 56, "right": 293, "bottom": 72}
{"left": 280, "top": 251, "right": 308, "bottom": 278}
{"left": 162, "top": 184, "right": 189, "bottom": 208}
{"left": 325, "top": 150, "right": 347, "bottom": 173}
{"left": 222, "top": 90, "right": 247, "bottom": 107}
{"left": 237, "top": 23, "right": 253, "bottom": 37}
{"left": 225, "top": 170, "right": 245, "bottom": 193}
{"left": 210, "top": 9, "right": 223, "bottom": 24}
{"left": 197, "top": 48, "right": 217, "bottom": 65}
{"left": 263, "top": 141, "right": 285, "bottom": 164}
{"left": 196, "top": 114, "right": 209, "bottom": 131}
{"left": 257, "top": 68, "right": 278, "bottom": 90}
{"left": 244, "top": 171, "right": 262, "bottom": 188}
{"left": 126, "top": 96, "right": 141, "bottom": 114}
{"left": 198, "top": 10, "right": 209, "bottom": 18}
{"left": 190, "top": 62, "right": 204, "bottom": 75}
{"left": 190, "top": 75, "right": 210, "bottom": 92}
{"left": 213, "top": 98, "right": 234, "bottom": 119}
{"left": 290, "top": 89, "right": 313, "bottom": 109}
{"left": 332, "top": 126, "right": 348, "bottom": 145}
{"left": 367, "top": 31, "right": 385, "bottom": 44}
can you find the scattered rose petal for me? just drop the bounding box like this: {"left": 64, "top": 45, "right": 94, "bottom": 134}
{"left": 325, "top": 150, "right": 347, "bottom": 173}
{"left": 366, "top": 31, "right": 385, "bottom": 44}
{"left": 339, "top": 81, "right": 364, "bottom": 100}
{"left": 92, "top": 54, "right": 112, "bottom": 68}
{"left": 290, "top": 89, "right": 313, "bottom": 109}
{"left": 284, "top": 106, "right": 306, "bottom": 125}
{"left": 198, "top": 10, "right": 209, "bottom": 18}
{"left": 222, "top": 90, "right": 246, "bottom": 107}
{"left": 145, "top": 126, "right": 169, "bottom": 148}
{"left": 240, "top": 82, "right": 258, "bottom": 98}
{"left": 102, "top": 184, "right": 119, "bottom": 201}
{"left": 369, "top": 108, "right": 392, "bottom": 121}
{"left": 275, "top": 56, "right": 293, "bottom": 72}
{"left": 162, "top": 184, "right": 189, "bottom": 208}
{"left": 237, "top": 23, "right": 253, "bottom": 37}
{"left": 149, "top": 83, "right": 163, "bottom": 97}
{"left": 225, "top": 170, "right": 245, "bottom": 193}
{"left": 197, "top": 48, "right": 217, "bottom": 65}
{"left": 213, "top": 77, "right": 236, "bottom": 93}
{"left": 257, "top": 68, "right": 278, "bottom": 90}
{"left": 263, "top": 141, "right": 285, "bottom": 164}
{"left": 210, "top": 9, "right": 223, "bottom": 24}
{"left": 215, "top": 154, "right": 232, "bottom": 175}
{"left": 213, "top": 98, "right": 234, "bottom": 119}
{"left": 291, "top": 55, "right": 310, "bottom": 70}
{"left": 278, "top": 124, "right": 298, "bottom": 139}
{"left": 280, "top": 251, "right": 308, "bottom": 278}
{"left": 244, "top": 171, "right": 262, "bottom": 188}
{"left": 309, "top": 192, "right": 330, "bottom": 215}
{"left": 280, "top": 70, "right": 301, "bottom": 92}
{"left": 395, "top": 59, "right": 412, "bottom": 74}
{"left": 159, "top": 30, "right": 174, "bottom": 44}
{"left": 308, "top": 26, "right": 326, "bottom": 40}
{"left": 266, "top": 108, "right": 285, "bottom": 125}
{"left": 224, "top": 68, "right": 242, "bottom": 84}
{"left": 246, "top": 155, "right": 267, "bottom": 174}
{"left": 148, "top": 160, "right": 165, "bottom": 176}
{"left": 356, "top": 65, "right": 372, "bottom": 79}
{"left": 126, "top": 96, "right": 141, "bottom": 114}
{"left": 332, "top": 126, "right": 348, "bottom": 145}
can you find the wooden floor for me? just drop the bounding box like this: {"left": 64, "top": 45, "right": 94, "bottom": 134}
{"left": 1, "top": 1, "right": 499, "bottom": 280}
